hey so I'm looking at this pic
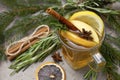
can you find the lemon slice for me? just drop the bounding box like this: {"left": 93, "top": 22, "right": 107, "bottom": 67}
{"left": 69, "top": 11, "right": 104, "bottom": 36}
{"left": 70, "top": 20, "right": 99, "bottom": 43}
{"left": 60, "top": 30, "right": 97, "bottom": 48}
{"left": 36, "top": 62, "right": 66, "bottom": 80}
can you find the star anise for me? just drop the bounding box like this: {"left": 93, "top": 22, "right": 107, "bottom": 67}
{"left": 52, "top": 52, "right": 62, "bottom": 63}
{"left": 79, "top": 28, "right": 93, "bottom": 41}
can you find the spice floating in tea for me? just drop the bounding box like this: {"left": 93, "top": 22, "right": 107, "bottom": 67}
{"left": 79, "top": 28, "right": 93, "bottom": 41}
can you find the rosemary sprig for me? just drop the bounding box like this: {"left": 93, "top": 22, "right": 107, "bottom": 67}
{"left": 84, "top": 69, "right": 97, "bottom": 80}
{"left": 9, "top": 32, "right": 61, "bottom": 75}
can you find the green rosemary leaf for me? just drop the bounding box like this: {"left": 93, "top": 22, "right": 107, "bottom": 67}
{"left": 84, "top": 69, "right": 97, "bottom": 80}
{"left": 84, "top": 69, "right": 92, "bottom": 80}
{"left": 92, "top": 71, "right": 97, "bottom": 80}
{"left": 9, "top": 33, "right": 61, "bottom": 74}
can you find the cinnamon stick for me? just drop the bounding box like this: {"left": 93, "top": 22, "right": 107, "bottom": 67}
{"left": 7, "top": 39, "right": 38, "bottom": 60}
{"left": 8, "top": 27, "right": 48, "bottom": 54}
{"left": 46, "top": 8, "right": 77, "bottom": 30}
{"left": 6, "top": 25, "right": 49, "bottom": 60}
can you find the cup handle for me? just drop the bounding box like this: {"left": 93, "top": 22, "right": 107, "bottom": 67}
{"left": 88, "top": 52, "right": 106, "bottom": 72}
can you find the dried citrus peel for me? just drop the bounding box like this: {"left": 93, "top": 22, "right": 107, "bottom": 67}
{"left": 35, "top": 62, "right": 66, "bottom": 80}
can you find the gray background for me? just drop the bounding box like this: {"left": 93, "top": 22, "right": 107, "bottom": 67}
{"left": 0, "top": 1, "right": 120, "bottom": 80}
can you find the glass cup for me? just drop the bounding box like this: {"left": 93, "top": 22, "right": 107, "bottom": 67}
{"left": 58, "top": 30, "right": 106, "bottom": 71}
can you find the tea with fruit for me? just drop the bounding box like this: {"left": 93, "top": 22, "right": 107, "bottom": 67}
{"left": 59, "top": 11, "right": 106, "bottom": 70}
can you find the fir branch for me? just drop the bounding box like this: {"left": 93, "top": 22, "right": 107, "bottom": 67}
{"left": 0, "top": 12, "right": 14, "bottom": 61}
{"left": 0, "top": 48, "right": 6, "bottom": 61}
{"left": 0, "top": 0, "right": 61, "bottom": 17}
{"left": 84, "top": 40, "right": 120, "bottom": 80}
{"left": 77, "top": 0, "right": 113, "bottom": 8}
{"left": 84, "top": 39, "right": 120, "bottom": 80}
{"left": 0, "top": 0, "right": 61, "bottom": 9}
{"left": 106, "top": 69, "right": 120, "bottom": 80}
{"left": 107, "top": 15, "right": 120, "bottom": 33}
{"left": 100, "top": 41, "right": 120, "bottom": 80}
{"left": 106, "top": 34, "right": 120, "bottom": 48}
{"left": 4, "top": 10, "right": 64, "bottom": 49}
{"left": 110, "top": 0, "right": 120, "bottom": 2}
{"left": 101, "top": 41, "right": 120, "bottom": 64}
{"left": 64, "top": 0, "right": 120, "bottom": 37}
{"left": 0, "top": 12, "right": 15, "bottom": 44}
{"left": 85, "top": 6, "right": 120, "bottom": 15}
{"left": 0, "top": 0, "right": 18, "bottom": 9}
{"left": 11, "top": 6, "right": 42, "bottom": 16}
{"left": 4, "top": 11, "right": 49, "bottom": 42}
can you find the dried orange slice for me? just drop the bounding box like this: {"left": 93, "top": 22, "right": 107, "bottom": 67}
{"left": 35, "top": 62, "right": 66, "bottom": 80}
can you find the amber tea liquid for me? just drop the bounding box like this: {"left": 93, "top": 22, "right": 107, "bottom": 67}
{"left": 59, "top": 31, "right": 103, "bottom": 70}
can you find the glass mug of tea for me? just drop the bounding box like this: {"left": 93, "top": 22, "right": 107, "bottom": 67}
{"left": 58, "top": 21, "right": 106, "bottom": 71}
{"left": 58, "top": 30, "right": 106, "bottom": 71}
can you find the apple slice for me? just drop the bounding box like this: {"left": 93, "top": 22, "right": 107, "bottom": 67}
{"left": 60, "top": 30, "right": 97, "bottom": 48}
{"left": 70, "top": 20, "right": 99, "bottom": 43}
